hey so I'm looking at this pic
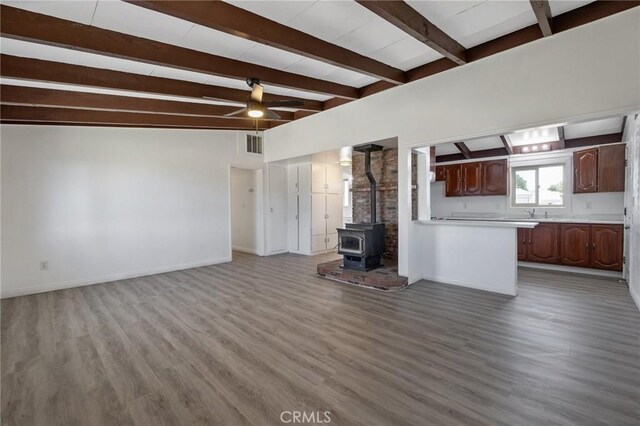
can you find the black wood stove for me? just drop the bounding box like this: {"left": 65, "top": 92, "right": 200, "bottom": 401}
{"left": 337, "top": 144, "right": 385, "bottom": 271}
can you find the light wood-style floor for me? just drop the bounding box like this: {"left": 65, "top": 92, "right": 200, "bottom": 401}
{"left": 2, "top": 252, "right": 639, "bottom": 425}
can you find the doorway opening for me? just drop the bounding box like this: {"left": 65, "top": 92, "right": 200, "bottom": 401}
{"left": 230, "top": 166, "right": 261, "bottom": 257}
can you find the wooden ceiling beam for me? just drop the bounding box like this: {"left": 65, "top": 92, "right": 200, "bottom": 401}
{"left": 564, "top": 133, "right": 623, "bottom": 149}
{"left": 323, "top": 1, "right": 640, "bottom": 110}
{"left": 0, "top": 105, "right": 269, "bottom": 129}
{"left": 0, "top": 120, "right": 261, "bottom": 131}
{"left": 0, "top": 5, "right": 357, "bottom": 99}
{"left": 530, "top": 1, "right": 553, "bottom": 37}
{"left": 454, "top": 142, "right": 472, "bottom": 159}
{"left": 0, "top": 55, "right": 323, "bottom": 112}
{"left": 558, "top": 126, "right": 566, "bottom": 149}
{"left": 500, "top": 135, "right": 513, "bottom": 155}
{"left": 0, "top": 85, "right": 294, "bottom": 121}
{"left": 124, "top": 0, "right": 405, "bottom": 85}
{"left": 355, "top": 0, "right": 467, "bottom": 65}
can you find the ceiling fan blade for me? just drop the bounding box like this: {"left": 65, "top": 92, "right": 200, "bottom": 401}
{"left": 264, "top": 100, "right": 304, "bottom": 108}
{"left": 224, "top": 107, "right": 247, "bottom": 117}
{"left": 264, "top": 108, "right": 281, "bottom": 120}
{"left": 250, "top": 83, "right": 264, "bottom": 103}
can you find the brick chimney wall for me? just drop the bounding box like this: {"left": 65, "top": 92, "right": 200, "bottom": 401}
{"left": 351, "top": 148, "right": 417, "bottom": 261}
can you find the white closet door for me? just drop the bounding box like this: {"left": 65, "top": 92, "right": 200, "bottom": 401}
{"left": 287, "top": 165, "right": 299, "bottom": 193}
{"left": 311, "top": 163, "right": 326, "bottom": 193}
{"left": 326, "top": 193, "right": 343, "bottom": 233}
{"left": 268, "top": 165, "right": 288, "bottom": 253}
{"left": 325, "top": 164, "right": 342, "bottom": 194}
{"left": 311, "top": 193, "right": 327, "bottom": 236}
{"left": 287, "top": 194, "right": 299, "bottom": 251}
{"left": 298, "top": 164, "right": 311, "bottom": 194}
{"left": 326, "top": 233, "right": 338, "bottom": 252}
{"left": 311, "top": 234, "right": 327, "bottom": 253}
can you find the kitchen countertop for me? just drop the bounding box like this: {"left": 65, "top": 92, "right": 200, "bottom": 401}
{"left": 415, "top": 219, "right": 538, "bottom": 228}
{"left": 428, "top": 215, "right": 623, "bottom": 225}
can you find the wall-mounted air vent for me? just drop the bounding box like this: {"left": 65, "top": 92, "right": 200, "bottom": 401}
{"left": 246, "top": 134, "right": 263, "bottom": 154}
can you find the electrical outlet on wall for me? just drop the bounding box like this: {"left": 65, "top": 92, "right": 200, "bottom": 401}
{"left": 40, "top": 261, "right": 49, "bottom": 271}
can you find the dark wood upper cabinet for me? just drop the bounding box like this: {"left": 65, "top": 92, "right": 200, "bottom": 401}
{"left": 527, "top": 223, "right": 559, "bottom": 264}
{"left": 435, "top": 165, "right": 445, "bottom": 182}
{"left": 573, "top": 148, "right": 598, "bottom": 193}
{"left": 517, "top": 228, "right": 527, "bottom": 261}
{"left": 573, "top": 144, "right": 626, "bottom": 194}
{"left": 445, "top": 164, "right": 462, "bottom": 197}
{"left": 597, "top": 144, "right": 625, "bottom": 192}
{"left": 560, "top": 224, "right": 590, "bottom": 268}
{"left": 462, "top": 162, "right": 482, "bottom": 196}
{"left": 482, "top": 159, "right": 507, "bottom": 195}
{"left": 591, "top": 224, "right": 623, "bottom": 271}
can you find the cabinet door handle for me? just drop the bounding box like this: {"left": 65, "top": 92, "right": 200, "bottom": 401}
{"left": 592, "top": 243, "right": 596, "bottom": 250}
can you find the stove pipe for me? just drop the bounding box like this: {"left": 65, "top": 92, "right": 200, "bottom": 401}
{"left": 353, "top": 144, "right": 383, "bottom": 224}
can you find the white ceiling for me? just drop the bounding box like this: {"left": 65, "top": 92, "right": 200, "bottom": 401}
{"left": 1, "top": 0, "right": 598, "bottom": 109}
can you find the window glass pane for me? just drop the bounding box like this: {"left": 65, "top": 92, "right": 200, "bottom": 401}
{"left": 514, "top": 169, "right": 536, "bottom": 205}
{"left": 539, "top": 165, "right": 564, "bottom": 205}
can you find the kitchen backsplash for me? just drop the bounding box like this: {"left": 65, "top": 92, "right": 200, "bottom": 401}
{"left": 429, "top": 181, "right": 624, "bottom": 218}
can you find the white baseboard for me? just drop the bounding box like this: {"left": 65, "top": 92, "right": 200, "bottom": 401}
{"left": 232, "top": 246, "right": 260, "bottom": 255}
{"left": 518, "top": 262, "right": 623, "bottom": 278}
{"left": 421, "top": 274, "right": 518, "bottom": 297}
{"left": 630, "top": 286, "right": 640, "bottom": 312}
{"left": 0, "top": 256, "right": 232, "bottom": 299}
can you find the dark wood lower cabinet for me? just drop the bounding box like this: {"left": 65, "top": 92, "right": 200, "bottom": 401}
{"left": 591, "top": 225, "right": 624, "bottom": 271}
{"left": 560, "top": 224, "right": 591, "bottom": 268}
{"left": 519, "top": 223, "right": 623, "bottom": 271}
{"left": 517, "top": 228, "right": 527, "bottom": 261}
{"left": 526, "top": 223, "right": 559, "bottom": 264}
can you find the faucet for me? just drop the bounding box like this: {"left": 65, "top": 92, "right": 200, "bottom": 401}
{"left": 526, "top": 209, "right": 536, "bottom": 218}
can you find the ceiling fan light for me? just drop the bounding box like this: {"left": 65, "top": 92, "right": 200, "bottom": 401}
{"left": 248, "top": 108, "right": 264, "bottom": 118}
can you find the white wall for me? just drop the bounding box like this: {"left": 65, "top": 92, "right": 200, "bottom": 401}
{"left": 1, "top": 125, "right": 263, "bottom": 298}
{"left": 230, "top": 167, "right": 260, "bottom": 254}
{"left": 264, "top": 9, "right": 640, "bottom": 278}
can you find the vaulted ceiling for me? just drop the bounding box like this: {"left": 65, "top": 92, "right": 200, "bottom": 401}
{"left": 1, "top": 1, "right": 637, "bottom": 130}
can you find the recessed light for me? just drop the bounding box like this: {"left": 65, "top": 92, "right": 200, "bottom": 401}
{"left": 542, "top": 144, "right": 550, "bottom": 151}
{"left": 522, "top": 147, "right": 529, "bottom": 153}
{"left": 531, "top": 145, "right": 539, "bottom": 151}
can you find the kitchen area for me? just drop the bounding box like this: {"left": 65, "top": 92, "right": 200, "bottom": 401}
{"left": 415, "top": 115, "right": 631, "bottom": 296}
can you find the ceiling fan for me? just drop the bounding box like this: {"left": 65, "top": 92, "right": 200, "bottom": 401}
{"left": 224, "top": 78, "right": 304, "bottom": 120}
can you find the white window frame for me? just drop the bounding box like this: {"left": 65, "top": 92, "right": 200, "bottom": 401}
{"left": 511, "top": 163, "right": 565, "bottom": 208}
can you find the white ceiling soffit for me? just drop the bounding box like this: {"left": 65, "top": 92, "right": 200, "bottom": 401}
{"left": 464, "top": 135, "right": 504, "bottom": 151}
{"left": 435, "top": 143, "right": 461, "bottom": 156}
{"left": 0, "top": 37, "right": 332, "bottom": 102}
{"left": 564, "top": 117, "right": 624, "bottom": 139}
{"left": 508, "top": 126, "right": 560, "bottom": 146}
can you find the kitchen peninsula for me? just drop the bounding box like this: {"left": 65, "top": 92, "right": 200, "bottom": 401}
{"left": 414, "top": 219, "right": 538, "bottom": 296}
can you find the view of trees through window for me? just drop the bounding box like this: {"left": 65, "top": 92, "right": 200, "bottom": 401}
{"left": 513, "top": 165, "right": 564, "bottom": 206}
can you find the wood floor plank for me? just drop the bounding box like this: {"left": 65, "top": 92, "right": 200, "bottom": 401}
{"left": 2, "top": 251, "right": 639, "bottom": 425}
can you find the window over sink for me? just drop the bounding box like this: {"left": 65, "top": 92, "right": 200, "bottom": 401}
{"left": 512, "top": 164, "right": 565, "bottom": 207}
